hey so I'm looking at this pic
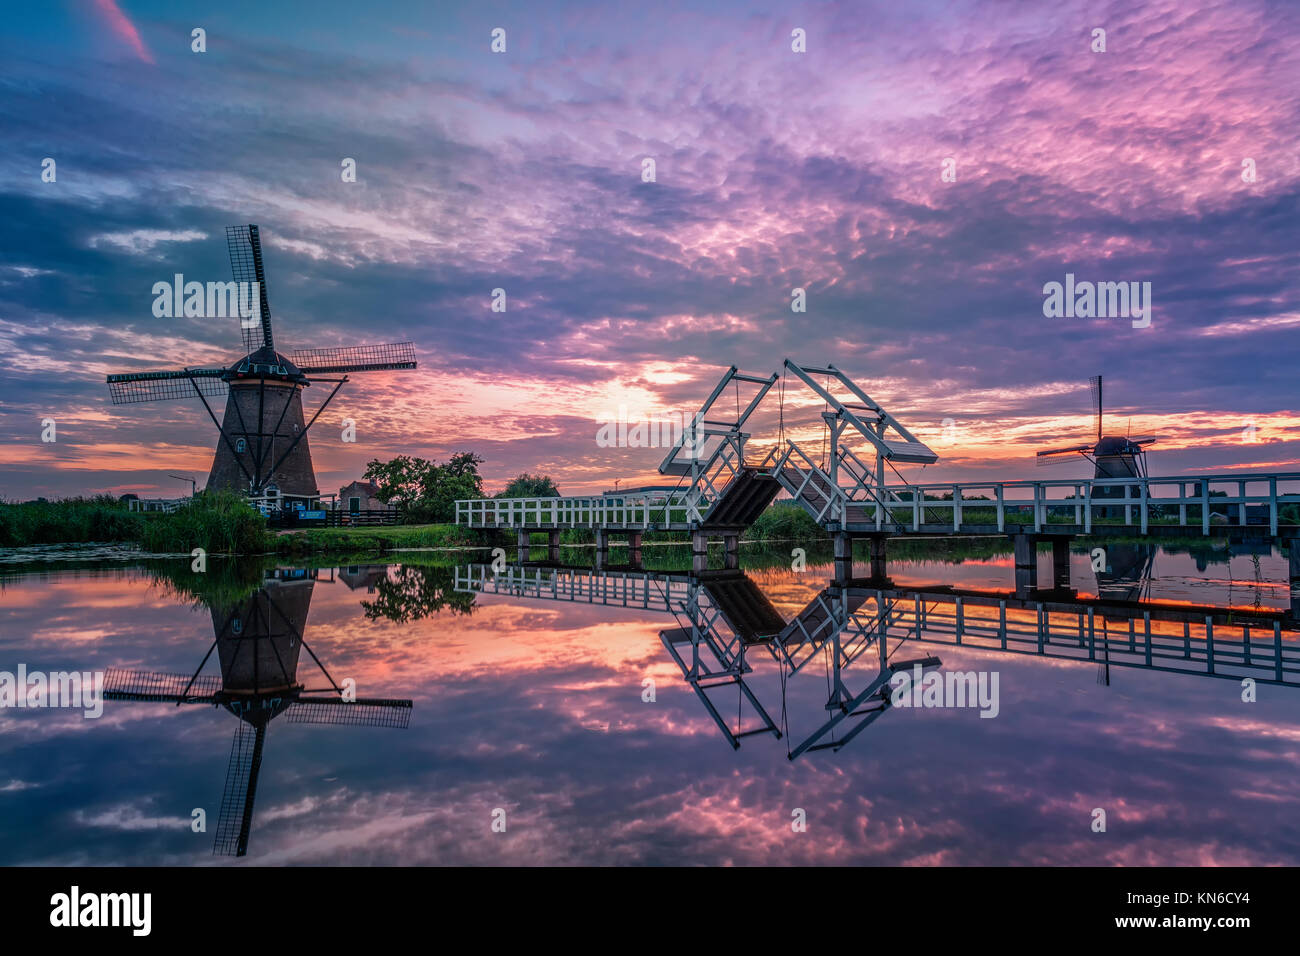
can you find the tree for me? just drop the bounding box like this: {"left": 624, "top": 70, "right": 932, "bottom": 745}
{"left": 363, "top": 452, "right": 485, "bottom": 523}
{"left": 497, "top": 473, "right": 560, "bottom": 499}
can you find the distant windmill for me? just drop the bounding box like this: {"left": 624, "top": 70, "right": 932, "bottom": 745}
{"left": 106, "top": 225, "right": 417, "bottom": 507}
{"left": 1036, "top": 375, "right": 1157, "bottom": 514}
{"left": 103, "top": 571, "right": 411, "bottom": 857}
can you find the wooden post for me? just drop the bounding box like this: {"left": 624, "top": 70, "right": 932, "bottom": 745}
{"left": 834, "top": 532, "right": 853, "bottom": 581}
{"left": 869, "top": 535, "right": 888, "bottom": 580}
{"left": 692, "top": 532, "right": 708, "bottom": 573}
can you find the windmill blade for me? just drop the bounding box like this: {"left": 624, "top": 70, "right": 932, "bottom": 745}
{"left": 103, "top": 667, "right": 223, "bottom": 702}
{"left": 226, "top": 224, "right": 274, "bottom": 354}
{"left": 285, "top": 697, "right": 413, "bottom": 728}
{"left": 291, "top": 343, "right": 417, "bottom": 375}
{"left": 1090, "top": 374, "right": 1103, "bottom": 441}
{"left": 106, "top": 368, "right": 227, "bottom": 405}
{"left": 1036, "top": 443, "right": 1093, "bottom": 465}
{"left": 213, "top": 721, "right": 266, "bottom": 858}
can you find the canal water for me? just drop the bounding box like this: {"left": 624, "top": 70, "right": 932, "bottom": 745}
{"left": 1, "top": 541, "right": 1297, "bottom": 865}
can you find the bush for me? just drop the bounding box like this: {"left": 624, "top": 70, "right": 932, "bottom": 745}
{"left": 140, "top": 491, "right": 274, "bottom": 554}
{"left": 746, "top": 503, "right": 828, "bottom": 542}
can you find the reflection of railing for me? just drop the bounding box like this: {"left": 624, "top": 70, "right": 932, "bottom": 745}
{"left": 454, "top": 562, "right": 1300, "bottom": 760}
{"left": 454, "top": 564, "right": 690, "bottom": 610}
{"left": 866, "top": 586, "right": 1300, "bottom": 685}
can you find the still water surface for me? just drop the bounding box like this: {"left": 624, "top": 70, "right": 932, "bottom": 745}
{"left": 1, "top": 542, "right": 1297, "bottom": 865}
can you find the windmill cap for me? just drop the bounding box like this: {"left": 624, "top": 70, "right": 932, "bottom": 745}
{"left": 1095, "top": 435, "right": 1144, "bottom": 455}
{"left": 226, "top": 346, "right": 308, "bottom": 383}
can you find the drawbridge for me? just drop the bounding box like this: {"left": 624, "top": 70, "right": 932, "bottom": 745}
{"left": 457, "top": 360, "right": 1300, "bottom": 589}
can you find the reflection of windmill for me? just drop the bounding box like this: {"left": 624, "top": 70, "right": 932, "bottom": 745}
{"left": 104, "top": 572, "right": 412, "bottom": 857}
{"left": 1036, "top": 376, "right": 1157, "bottom": 517}
{"left": 105, "top": 225, "right": 417, "bottom": 506}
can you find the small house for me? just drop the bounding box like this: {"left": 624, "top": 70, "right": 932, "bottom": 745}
{"left": 337, "top": 480, "right": 393, "bottom": 513}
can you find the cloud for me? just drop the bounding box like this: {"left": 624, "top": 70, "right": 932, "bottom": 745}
{"left": 90, "top": 0, "right": 154, "bottom": 64}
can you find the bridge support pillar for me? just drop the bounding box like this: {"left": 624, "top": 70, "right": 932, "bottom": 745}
{"left": 548, "top": 530, "right": 561, "bottom": 562}
{"left": 692, "top": 532, "right": 709, "bottom": 573}
{"left": 724, "top": 534, "right": 740, "bottom": 570}
{"left": 628, "top": 531, "right": 643, "bottom": 567}
{"left": 869, "top": 535, "right": 889, "bottom": 581}
{"left": 1013, "top": 534, "right": 1038, "bottom": 596}
{"left": 1289, "top": 540, "right": 1300, "bottom": 618}
{"left": 1051, "top": 537, "right": 1072, "bottom": 589}
{"left": 833, "top": 533, "right": 853, "bottom": 581}
{"left": 517, "top": 529, "right": 531, "bottom": 563}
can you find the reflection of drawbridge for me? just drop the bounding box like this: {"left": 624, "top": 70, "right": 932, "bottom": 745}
{"left": 456, "top": 563, "right": 1300, "bottom": 759}
{"left": 104, "top": 569, "right": 412, "bottom": 857}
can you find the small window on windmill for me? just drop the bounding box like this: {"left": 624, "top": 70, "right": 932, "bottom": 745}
{"left": 232, "top": 618, "right": 242, "bottom": 635}
{"left": 235, "top": 437, "right": 247, "bottom": 453}
{"left": 292, "top": 423, "right": 299, "bottom": 433}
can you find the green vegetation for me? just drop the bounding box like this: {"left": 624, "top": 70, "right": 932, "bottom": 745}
{"left": 0, "top": 492, "right": 272, "bottom": 554}
{"left": 496, "top": 473, "right": 561, "bottom": 498}
{"left": 149, "top": 553, "right": 273, "bottom": 609}
{"left": 277, "top": 521, "right": 485, "bottom": 557}
{"left": 140, "top": 491, "right": 275, "bottom": 554}
{"left": 363, "top": 452, "right": 485, "bottom": 523}
{"left": 0, "top": 496, "right": 143, "bottom": 547}
{"left": 747, "top": 502, "right": 828, "bottom": 542}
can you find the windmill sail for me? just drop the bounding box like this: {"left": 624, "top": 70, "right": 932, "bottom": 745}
{"left": 1035, "top": 442, "right": 1095, "bottom": 465}
{"left": 106, "top": 368, "right": 228, "bottom": 405}
{"left": 103, "top": 668, "right": 224, "bottom": 702}
{"left": 213, "top": 721, "right": 266, "bottom": 858}
{"left": 285, "top": 697, "right": 413, "bottom": 727}
{"left": 226, "top": 224, "right": 274, "bottom": 354}
{"left": 292, "top": 343, "right": 418, "bottom": 375}
{"left": 1090, "top": 374, "right": 1102, "bottom": 442}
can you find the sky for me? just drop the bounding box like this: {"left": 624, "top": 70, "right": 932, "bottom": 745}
{"left": 1, "top": 0, "right": 1298, "bottom": 500}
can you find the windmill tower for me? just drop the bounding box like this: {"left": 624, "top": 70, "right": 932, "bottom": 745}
{"left": 103, "top": 569, "right": 412, "bottom": 857}
{"left": 1036, "top": 375, "right": 1158, "bottom": 516}
{"left": 106, "top": 225, "right": 417, "bottom": 507}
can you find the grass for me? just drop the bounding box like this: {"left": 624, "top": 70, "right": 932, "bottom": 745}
{"left": 141, "top": 491, "right": 276, "bottom": 554}
{"left": 0, "top": 496, "right": 144, "bottom": 547}
{"left": 277, "top": 521, "right": 486, "bottom": 556}
{"left": 0, "top": 492, "right": 274, "bottom": 554}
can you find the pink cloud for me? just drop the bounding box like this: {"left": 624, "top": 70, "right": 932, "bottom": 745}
{"left": 91, "top": 0, "right": 154, "bottom": 64}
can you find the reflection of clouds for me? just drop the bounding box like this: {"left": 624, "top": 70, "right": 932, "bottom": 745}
{"left": 3, "top": 558, "right": 1300, "bottom": 864}
{"left": 74, "top": 801, "right": 190, "bottom": 831}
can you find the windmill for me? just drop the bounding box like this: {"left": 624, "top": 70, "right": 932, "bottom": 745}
{"left": 103, "top": 570, "right": 412, "bottom": 857}
{"left": 1036, "top": 375, "right": 1157, "bottom": 515}
{"left": 106, "top": 225, "right": 417, "bottom": 508}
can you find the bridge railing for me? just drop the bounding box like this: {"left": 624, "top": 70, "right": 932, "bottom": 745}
{"left": 761, "top": 440, "right": 845, "bottom": 523}
{"left": 680, "top": 431, "right": 749, "bottom": 524}
{"left": 866, "top": 471, "right": 1300, "bottom": 534}
{"left": 455, "top": 489, "right": 698, "bottom": 529}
